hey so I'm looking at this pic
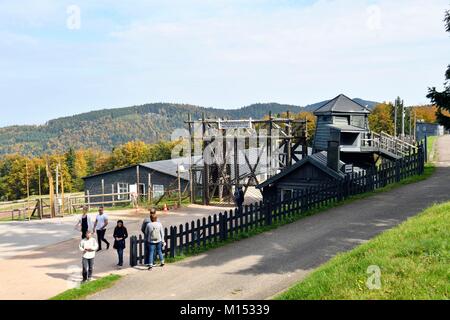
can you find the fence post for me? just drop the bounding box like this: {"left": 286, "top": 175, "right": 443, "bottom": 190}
{"left": 395, "top": 160, "right": 401, "bottom": 182}
{"left": 170, "top": 226, "right": 176, "bottom": 258}
{"left": 129, "top": 236, "right": 137, "bottom": 267}
{"left": 219, "top": 213, "right": 224, "bottom": 241}
{"left": 223, "top": 212, "right": 228, "bottom": 240}
{"left": 344, "top": 175, "right": 351, "bottom": 199}
{"left": 265, "top": 199, "right": 272, "bottom": 226}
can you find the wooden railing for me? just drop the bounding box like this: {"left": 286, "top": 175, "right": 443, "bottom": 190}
{"left": 362, "top": 131, "right": 418, "bottom": 157}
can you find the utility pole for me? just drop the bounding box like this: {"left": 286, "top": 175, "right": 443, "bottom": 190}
{"left": 148, "top": 173, "right": 152, "bottom": 205}
{"left": 414, "top": 110, "right": 417, "bottom": 141}
{"left": 401, "top": 100, "right": 405, "bottom": 138}
{"left": 25, "top": 162, "right": 30, "bottom": 199}
{"left": 409, "top": 107, "right": 413, "bottom": 138}
{"left": 55, "top": 164, "right": 59, "bottom": 198}
{"left": 394, "top": 100, "right": 398, "bottom": 137}
{"left": 59, "top": 162, "right": 65, "bottom": 215}
{"left": 46, "top": 161, "right": 56, "bottom": 218}
{"left": 26, "top": 161, "right": 30, "bottom": 218}
{"left": 177, "top": 164, "right": 182, "bottom": 207}
{"left": 38, "top": 166, "right": 42, "bottom": 197}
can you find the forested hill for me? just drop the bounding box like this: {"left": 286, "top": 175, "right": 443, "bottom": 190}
{"left": 0, "top": 99, "right": 377, "bottom": 156}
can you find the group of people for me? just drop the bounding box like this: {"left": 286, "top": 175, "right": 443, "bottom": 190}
{"left": 75, "top": 206, "right": 165, "bottom": 283}
{"left": 75, "top": 188, "right": 244, "bottom": 283}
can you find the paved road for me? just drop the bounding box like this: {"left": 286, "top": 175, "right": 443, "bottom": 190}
{"left": 0, "top": 204, "right": 226, "bottom": 299}
{"left": 91, "top": 135, "right": 450, "bottom": 300}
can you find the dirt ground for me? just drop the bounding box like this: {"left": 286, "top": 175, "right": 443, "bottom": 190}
{"left": 0, "top": 204, "right": 226, "bottom": 300}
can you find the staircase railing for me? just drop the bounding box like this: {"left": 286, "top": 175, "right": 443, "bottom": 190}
{"left": 361, "top": 131, "right": 417, "bottom": 157}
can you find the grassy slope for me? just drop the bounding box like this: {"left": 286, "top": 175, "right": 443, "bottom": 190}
{"left": 49, "top": 274, "right": 122, "bottom": 300}
{"left": 427, "top": 135, "right": 438, "bottom": 161}
{"left": 276, "top": 201, "right": 450, "bottom": 300}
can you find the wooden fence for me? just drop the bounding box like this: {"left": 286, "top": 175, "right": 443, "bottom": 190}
{"left": 129, "top": 147, "right": 425, "bottom": 266}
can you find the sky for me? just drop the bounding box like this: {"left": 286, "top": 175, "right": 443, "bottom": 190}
{"left": 0, "top": 0, "right": 449, "bottom": 127}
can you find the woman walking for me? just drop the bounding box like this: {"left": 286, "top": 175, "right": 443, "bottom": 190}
{"left": 75, "top": 206, "right": 93, "bottom": 239}
{"left": 113, "top": 220, "right": 128, "bottom": 267}
{"left": 145, "top": 215, "right": 165, "bottom": 270}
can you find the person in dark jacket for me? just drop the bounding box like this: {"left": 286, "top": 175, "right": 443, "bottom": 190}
{"left": 234, "top": 187, "right": 245, "bottom": 213}
{"left": 113, "top": 220, "right": 128, "bottom": 267}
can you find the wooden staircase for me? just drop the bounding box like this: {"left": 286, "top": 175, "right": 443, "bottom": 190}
{"left": 361, "top": 131, "right": 418, "bottom": 160}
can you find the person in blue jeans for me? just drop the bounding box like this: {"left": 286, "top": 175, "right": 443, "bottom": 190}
{"left": 113, "top": 220, "right": 128, "bottom": 267}
{"left": 145, "top": 214, "right": 165, "bottom": 270}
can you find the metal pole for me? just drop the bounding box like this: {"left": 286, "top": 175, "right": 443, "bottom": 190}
{"left": 101, "top": 179, "right": 105, "bottom": 204}
{"left": 60, "top": 162, "right": 65, "bottom": 215}
{"left": 394, "top": 100, "right": 398, "bottom": 137}
{"left": 136, "top": 165, "right": 140, "bottom": 199}
{"left": 147, "top": 173, "right": 152, "bottom": 205}
{"left": 177, "top": 164, "right": 182, "bottom": 207}
{"left": 401, "top": 100, "right": 405, "bottom": 138}
{"left": 26, "top": 162, "right": 30, "bottom": 219}
{"left": 414, "top": 110, "right": 417, "bottom": 142}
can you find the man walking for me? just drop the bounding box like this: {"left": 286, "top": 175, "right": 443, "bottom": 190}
{"left": 141, "top": 208, "right": 157, "bottom": 265}
{"left": 93, "top": 206, "right": 110, "bottom": 251}
{"left": 145, "top": 214, "right": 165, "bottom": 270}
{"left": 79, "top": 230, "right": 98, "bottom": 282}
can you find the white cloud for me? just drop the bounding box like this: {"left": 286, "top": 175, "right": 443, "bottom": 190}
{"left": 0, "top": 0, "right": 449, "bottom": 126}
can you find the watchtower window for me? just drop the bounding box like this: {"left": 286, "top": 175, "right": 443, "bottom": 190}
{"left": 334, "top": 116, "right": 349, "bottom": 125}
{"left": 351, "top": 115, "right": 365, "bottom": 128}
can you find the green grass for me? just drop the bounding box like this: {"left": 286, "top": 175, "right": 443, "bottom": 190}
{"left": 427, "top": 135, "right": 438, "bottom": 162}
{"left": 163, "top": 165, "right": 435, "bottom": 264}
{"left": 276, "top": 201, "right": 450, "bottom": 300}
{"left": 49, "top": 274, "right": 122, "bottom": 300}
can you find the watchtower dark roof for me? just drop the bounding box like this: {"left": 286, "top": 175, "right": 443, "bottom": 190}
{"left": 314, "top": 94, "right": 371, "bottom": 115}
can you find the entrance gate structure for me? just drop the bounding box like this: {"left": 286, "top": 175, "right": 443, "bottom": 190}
{"left": 185, "top": 112, "right": 309, "bottom": 205}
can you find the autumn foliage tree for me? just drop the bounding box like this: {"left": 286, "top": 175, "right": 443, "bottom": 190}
{"left": 369, "top": 103, "right": 395, "bottom": 135}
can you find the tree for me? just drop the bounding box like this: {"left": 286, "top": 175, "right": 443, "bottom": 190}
{"left": 295, "top": 111, "right": 316, "bottom": 145}
{"left": 110, "top": 141, "right": 152, "bottom": 169}
{"left": 427, "top": 9, "right": 450, "bottom": 129}
{"left": 413, "top": 105, "right": 438, "bottom": 123}
{"left": 369, "top": 103, "right": 395, "bottom": 135}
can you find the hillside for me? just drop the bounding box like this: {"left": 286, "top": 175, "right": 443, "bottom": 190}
{"left": 0, "top": 99, "right": 377, "bottom": 156}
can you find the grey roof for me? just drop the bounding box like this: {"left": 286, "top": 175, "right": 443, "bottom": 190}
{"left": 257, "top": 151, "right": 346, "bottom": 189}
{"left": 314, "top": 94, "right": 371, "bottom": 115}
{"left": 83, "top": 145, "right": 312, "bottom": 182}
{"left": 328, "top": 124, "right": 368, "bottom": 132}
{"left": 141, "top": 156, "right": 198, "bottom": 181}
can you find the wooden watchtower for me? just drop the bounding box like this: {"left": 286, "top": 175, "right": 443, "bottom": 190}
{"left": 313, "top": 94, "right": 416, "bottom": 168}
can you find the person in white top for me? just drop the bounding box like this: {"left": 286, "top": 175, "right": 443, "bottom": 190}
{"left": 93, "top": 206, "right": 110, "bottom": 251}
{"left": 79, "top": 230, "right": 98, "bottom": 282}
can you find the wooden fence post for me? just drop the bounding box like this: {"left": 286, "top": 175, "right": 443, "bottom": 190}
{"left": 219, "top": 213, "right": 224, "bottom": 241}
{"left": 170, "top": 226, "right": 176, "bottom": 258}
{"left": 129, "top": 236, "right": 137, "bottom": 267}
{"left": 395, "top": 160, "right": 401, "bottom": 182}
{"left": 223, "top": 212, "right": 228, "bottom": 240}
{"left": 265, "top": 200, "right": 272, "bottom": 226}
